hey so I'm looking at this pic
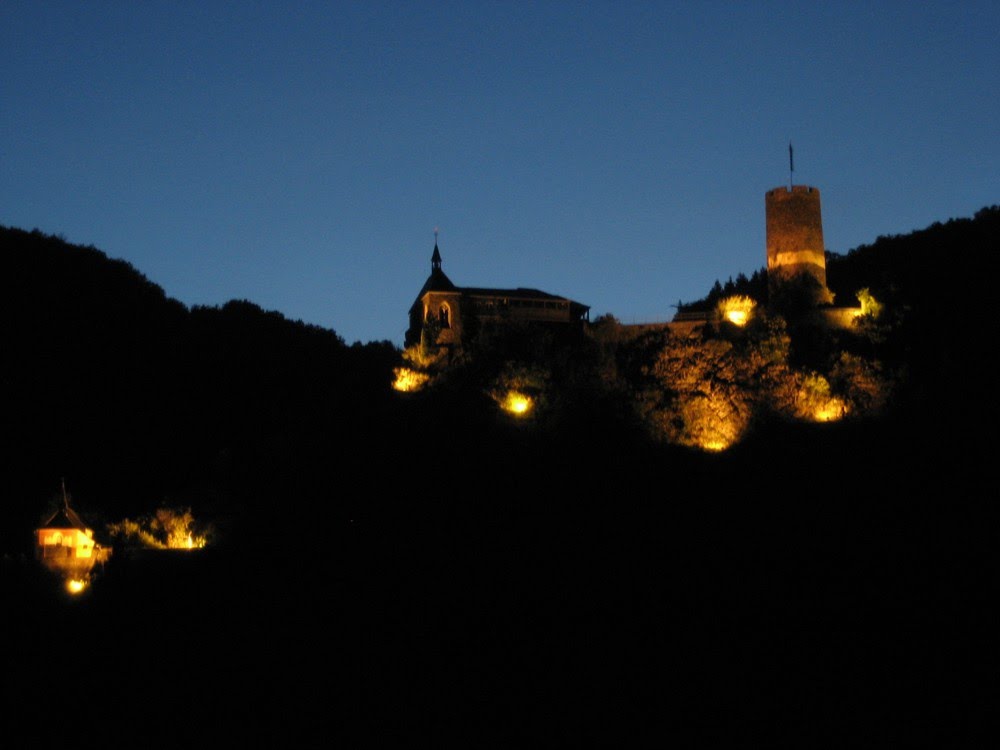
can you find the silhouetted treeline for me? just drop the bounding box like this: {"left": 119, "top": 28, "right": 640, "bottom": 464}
{"left": 1, "top": 226, "right": 399, "bottom": 551}
{"left": 680, "top": 268, "right": 769, "bottom": 312}
{"left": 826, "top": 206, "right": 1000, "bottom": 407}
{"left": 4, "top": 206, "right": 999, "bottom": 549}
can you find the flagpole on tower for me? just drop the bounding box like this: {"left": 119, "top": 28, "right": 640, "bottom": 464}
{"left": 788, "top": 142, "right": 794, "bottom": 190}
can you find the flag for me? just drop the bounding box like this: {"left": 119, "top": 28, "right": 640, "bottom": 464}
{"left": 789, "top": 142, "right": 794, "bottom": 173}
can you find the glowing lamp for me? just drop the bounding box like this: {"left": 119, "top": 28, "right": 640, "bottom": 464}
{"left": 811, "top": 399, "right": 848, "bottom": 422}
{"left": 717, "top": 296, "right": 756, "bottom": 328}
{"left": 502, "top": 391, "right": 533, "bottom": 416}
{"left": 698, "top": 440, "right": 729, "bottom": 453}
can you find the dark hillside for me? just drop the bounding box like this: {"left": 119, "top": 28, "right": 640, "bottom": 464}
{"left": 2, "top": 211, "right": 995, "bottom": 742}
{"left": 1, "top": 226, "right": 398, "bottom": 551}
{"left": 826, "top": 205, "right": 1000, "bottom": 413}
{"left": 3, "top": 227, "right": 189, "bottom": 540}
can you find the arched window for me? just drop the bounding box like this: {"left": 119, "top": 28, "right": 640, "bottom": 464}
{"left": 439, "top": 303, "right": 451, "bottom": 328}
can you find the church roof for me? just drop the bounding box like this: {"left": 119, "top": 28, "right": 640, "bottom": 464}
{"left": 410, "top": 267, "right": 457, "bottom": 313}
{"left": 459, "top": 286, "right": 579, "bottom": 302}
{"left": 408, "top": 241, "right": 589, "bottom": 315}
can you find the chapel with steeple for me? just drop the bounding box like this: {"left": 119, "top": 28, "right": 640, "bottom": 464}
{"left": 406, "top": 237, "right": 590, "bottom": 354}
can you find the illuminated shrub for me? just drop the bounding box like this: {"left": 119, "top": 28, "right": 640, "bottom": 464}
{"left": 392, "top": 367, "right": 430, "bottom": 392}
{"left": 488, "top": 362, "right": 548, "bottom": 418}
{"left": 107, "top": 507, "right": 210, "bottom": 550}
{"left": 716, "top": 295, "right": 757, "bottom": 327}
{"left": 402, "top": 341, "right": 446, "bottom": 371}
{"left": 793, "top": 372, "right": 848, "bottom": 422}
{"left": 829, "top": 352, "right": 892, "bottom": 416}
{"left": 855, "top": 288, "right": 883, "bottom": 319}
{"left": 670, "top": 390, "right": 752, "bottom": 451}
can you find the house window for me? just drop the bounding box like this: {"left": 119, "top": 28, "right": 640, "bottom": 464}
{"left": 439, "top": 303, "right": 451, "bottom": 328}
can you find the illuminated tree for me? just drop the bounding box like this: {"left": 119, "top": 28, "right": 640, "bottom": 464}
{"left": 716, "top": 295, "right": 757, "bottom": 327}
{"left": 829, "top": 352, "right": 892, "bottom": 416}
{"left": 106, "top": 507, "right": 210, "bottom": 549}
{"left": 640, "top": 334, "right": 758, "bottom": 451}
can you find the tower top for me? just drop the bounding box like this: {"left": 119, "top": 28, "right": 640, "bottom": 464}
{"left": 431, "top": 231, "right": 441, "bottom": 271}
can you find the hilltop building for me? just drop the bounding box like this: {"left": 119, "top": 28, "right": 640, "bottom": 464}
{"left": 406, "top": 176, "right": 856, "bottom": 351}
{"left": 35, "top": 482, "right": 111, "bottom": 581}
{"left": 406, "top": 240, "right": 590, "bottom": 354}
{"left": 765, "top": 184, "right": 835, "bottom": 305}
{"left": 667, "top": 180, "right": 859, "bottom": 331}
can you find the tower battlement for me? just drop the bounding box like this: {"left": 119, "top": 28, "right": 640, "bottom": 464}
{"left": 766, "top": 185, "right": 819, "bottom": 198}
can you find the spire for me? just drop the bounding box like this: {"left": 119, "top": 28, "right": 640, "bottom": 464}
{"left": 431, "top": 226, "right": 442, "bottom": 271}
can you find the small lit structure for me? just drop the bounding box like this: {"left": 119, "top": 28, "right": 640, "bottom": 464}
{"left": 35, "top": 482, "right": 111, "bottom": 585}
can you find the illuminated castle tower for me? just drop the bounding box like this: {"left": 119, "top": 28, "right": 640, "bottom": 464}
{"left": 765, "top": 148, "right": 834, "bottom": 305}
{"left": 765, "top": 185, "right": 833, "bottom": 304}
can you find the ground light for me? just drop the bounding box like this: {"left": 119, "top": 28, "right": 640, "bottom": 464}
{"left": 501, "top": 391, "right": 533, "bottom": 416}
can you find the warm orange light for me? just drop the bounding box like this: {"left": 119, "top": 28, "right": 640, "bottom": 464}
{"left": 168, "top": 531, "right": 205, "bottom": 550}
{"left": 810, "top": 398, "right": 848, "bottom": 422}
{"left": 392, "top": 367, "right": 430, "bottom": 393}
{"left": 65, "top": 578, "right": 88, "bottom": 595}
{"left": 699, "top": 441, "right": 729, "bottom": 453}
{"left": 167, "top": 530, "right": 206, "bottom": 549}
{"left": 717, "top": 295, "right": 756, "bottom": 327}
{"left": 502, "top": 391, "right": 533, "bottom": 416}
{"left": 856, "top": 288, "right": 883, "bottom": 318}
{"left": 677, "top": 394, "right": 747, "bottom": 452}
{"left": 794, "top": 374, "right": 848, "bottom": 423}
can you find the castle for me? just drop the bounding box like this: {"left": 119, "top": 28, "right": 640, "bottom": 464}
{"left": 407, "top": 179, "right": 855, "bottom": 349}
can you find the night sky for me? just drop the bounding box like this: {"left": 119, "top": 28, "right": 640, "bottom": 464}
{"left": 3, "top": 1, "right": 997, "bottom": 346}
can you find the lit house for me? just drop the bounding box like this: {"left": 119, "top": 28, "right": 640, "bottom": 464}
{"left": 35, "top": 484, "right": 111, "bottom": 580}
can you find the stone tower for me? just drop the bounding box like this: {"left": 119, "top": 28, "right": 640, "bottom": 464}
{"left": 765, "top": 185, "right": 833, "bottom": 304}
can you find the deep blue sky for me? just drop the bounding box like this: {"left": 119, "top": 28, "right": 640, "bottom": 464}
{"left": 3, "top": 2, "right": 997, "bottom": 346}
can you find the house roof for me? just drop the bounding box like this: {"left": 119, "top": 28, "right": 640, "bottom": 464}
{"left": 37, "top": 481, "right": 93, "bottom": 532}
{"left": 38, "top": 504, "right": 89, "bottom": 532}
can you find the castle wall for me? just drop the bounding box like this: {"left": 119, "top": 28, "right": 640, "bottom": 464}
{"left": 766, "top": 185, "right": 829, "bottom": 294}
